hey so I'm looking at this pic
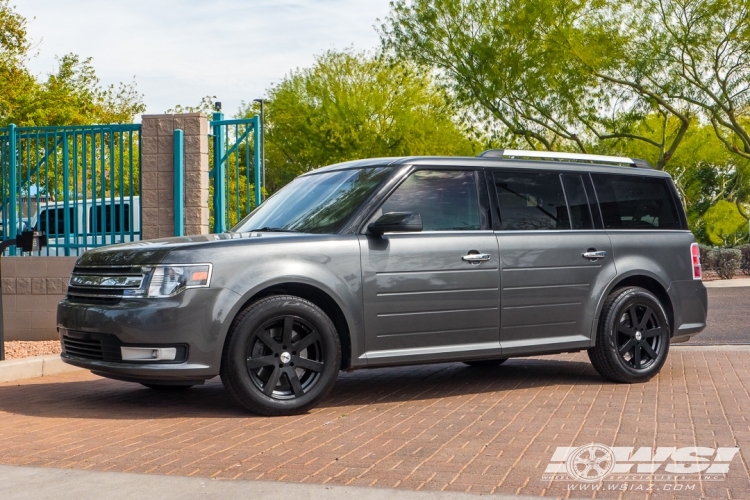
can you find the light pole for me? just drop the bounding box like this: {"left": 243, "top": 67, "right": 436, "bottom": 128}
{"left": 253, "top": 98, "right": 266, "bottom": 196}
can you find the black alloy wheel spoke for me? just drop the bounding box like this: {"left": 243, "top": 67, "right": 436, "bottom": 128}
{"left": 256, "top": 328, "right": 279, "bottom": 352}
{"left": 294, "top": 357, "right": 324, "bottom": 372}
{"left": 263, "top": 366, "right": 283, "bottom": 396}
{"left": 246, "top": 355, "right": 276, "bottom": 370}
{"left": 282, "top": 316, "right": 294, "bottom": 347}
{"left": 618, "top": 324, "right": 635, "bottom": 336}
{"left": 641, "top": 342, "right": 658, "bottom": 360}
{"left": 619, "top": 338, "right": 637, "bottom": 355}
{"left": 643, "top": 327, "right": 663, "bottom": 338}
{"left": 285, "top": 368, "right": 305, "bottom": 397}
{"left": 294, "top": 330, "right": 321, "bottom": 352}
{"left": 633, "top": 345, "right": 642, "bottom": 368}
{"left": 637, "top": 307, "right": 654, "bottom": 330}
{"left": 627, "top": 306, "right": 640, "bottom": 329}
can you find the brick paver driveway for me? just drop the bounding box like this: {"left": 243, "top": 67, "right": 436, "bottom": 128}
{"left": 1, "top": 347, "right": 749, "bottom": 499}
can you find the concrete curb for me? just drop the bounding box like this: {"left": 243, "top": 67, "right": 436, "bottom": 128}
{"left": 703, "top": 278, "right": 750, "bottom": 288}
{"left": 0, "top": 354, "right": 82, "bottom": 384}
{"left": 0, "top": 464, "right": 544, "bottom": 500}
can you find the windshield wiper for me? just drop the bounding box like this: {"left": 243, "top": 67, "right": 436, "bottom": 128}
{"left": 248, "top": 227, "right": 301, "bottom": 233}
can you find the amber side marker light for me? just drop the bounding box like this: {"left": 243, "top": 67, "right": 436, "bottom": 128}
{"left": 189, "top": 270, "right": 210, "bottom": 283}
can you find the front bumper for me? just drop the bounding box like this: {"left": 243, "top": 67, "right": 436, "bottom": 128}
{"left": 57, "top": 287, "right": 241, "bottom": 382}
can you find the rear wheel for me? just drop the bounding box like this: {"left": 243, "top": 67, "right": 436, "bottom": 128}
{"left": 588, "top": 286, "right": 670, "bottom": 383}
{"left": 221, "top": 295, "right": 341, "bottom": 416}
{"left": 463, "top": 358, "right": 508, "bottom": 368}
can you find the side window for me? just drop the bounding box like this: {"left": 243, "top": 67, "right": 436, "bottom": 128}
{"left": 591, "top": 174, "right": 681, "bottom": 230}
{"left": 89, "top": 204, "right": 130, "bottom": 232}
{"left": 380, "top": 170, "right": 481, "bottom": 231}
{"left": 38, "top": 207, "right": 76, "bottom": 236}
{"left": 561, "top": 174, "right": 594, "bottom": 230}
{"left": 493, "top": 171, "right": 571, "bottom": 230}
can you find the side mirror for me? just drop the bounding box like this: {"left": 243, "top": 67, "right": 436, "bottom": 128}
{"left": 367, "top": 212, "right": 422, "bottom": 236}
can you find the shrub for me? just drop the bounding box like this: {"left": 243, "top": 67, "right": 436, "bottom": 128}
{"left": 712, "top": 248, "right": 741, "bottom": 279}
{"left": 698, "top": 245, "right": 715, "bottom": 272}
{"left": 739, "top": 245, "right": 750, "bottom": 276}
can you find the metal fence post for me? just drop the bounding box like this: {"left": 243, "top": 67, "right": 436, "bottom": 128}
{"left": 174, "top": 129, "right": 184, "bottom": 237}
{"left": 8, "top": 124, "right": 17, "bottom": 256}
{"left": 62, "top": 132, "right": 71, "bottom": 256}
{"left": 253, "top": 116, "right": 262, "bottom": 207}
{"left": 212, "top": 112, "right": 226, "bottom": 233}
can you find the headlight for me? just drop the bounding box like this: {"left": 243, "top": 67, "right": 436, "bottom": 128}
{"left": 146, "top": 264, "right": 212, "bottom": 298}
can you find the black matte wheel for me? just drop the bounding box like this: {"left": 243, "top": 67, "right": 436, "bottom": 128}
{"left": 141, "top": 384, "right": 194, "bottom": 391}
{"left": 463, "top": 358, "right": 508, "bottom": 368}
{"left": 220, "top": 295, "right": 341, "bottom": 416}
{"left": 588, "top": 286, "right": 670, "bottom": 383}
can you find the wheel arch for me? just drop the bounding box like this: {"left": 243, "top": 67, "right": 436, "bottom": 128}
{"left": 226, "top": 282, "right": 353, "bottom": 370}
{"left": 593, "top": 273, "right": 675, "bottom": 343}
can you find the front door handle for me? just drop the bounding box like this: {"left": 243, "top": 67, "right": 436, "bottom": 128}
{"left": 462, "top": 253, "right": 492, "bottom": 264}
{"left": 582, "top": 250, "right": 607, "bottom": 260}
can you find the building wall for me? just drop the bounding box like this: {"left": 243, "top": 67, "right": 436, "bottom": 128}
{"left": 1, "top": 257, "right": 77, "bottom": 341}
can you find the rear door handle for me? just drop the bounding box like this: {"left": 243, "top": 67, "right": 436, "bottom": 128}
{"left": 462, "top": 253, "right": 492, "bottom": 263}
{"left": 582, "top": 250, "right": 607, "bottom": 259}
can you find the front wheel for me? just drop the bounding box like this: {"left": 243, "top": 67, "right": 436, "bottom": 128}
{"left": 221, "top": 295, "right": 341, "bottom": 416}
{"left": 588, "top": 287, "right": 670, "bottom": 383}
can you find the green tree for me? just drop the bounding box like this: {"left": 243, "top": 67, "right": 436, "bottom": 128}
{"left": 239, "top": 50, "right": 479, "bottom": 194}
{"left": 704, "top": 200, "right": 748, "bottom": 245}
{"left": 380, "top": 0, "right": 693, "bottom": 169}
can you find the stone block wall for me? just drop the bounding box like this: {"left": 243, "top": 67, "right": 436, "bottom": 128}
{"left": 140, "top": 113, "right": 210, "bottom": 238}
{"left": 1, "top": 257, "right": 77, "bottom": 341}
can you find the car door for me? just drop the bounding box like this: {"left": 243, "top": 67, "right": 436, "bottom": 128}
{"left": 358, "top": 168, "right": 502, "bottom": 364}
{"left": 491, "top": 170, "right": 617, "bottom": 355}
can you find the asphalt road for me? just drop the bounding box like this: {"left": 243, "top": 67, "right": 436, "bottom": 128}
{"left": 687, "top": 287, "right": 750, "bottom": 345}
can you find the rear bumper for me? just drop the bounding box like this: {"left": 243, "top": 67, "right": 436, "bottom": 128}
{"left": 669, "top": 279, "right": 708, "bottom": 340}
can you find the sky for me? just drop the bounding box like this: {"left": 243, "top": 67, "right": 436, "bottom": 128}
{"left": 16, "top": 0, "right": 392, "bottom": 118}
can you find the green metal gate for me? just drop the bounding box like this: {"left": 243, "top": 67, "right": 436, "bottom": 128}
{"left": 0, "top": 123, "right": 141, "bottom": 255}
{"left": 209, "top": 113, "right": 261, "bottom": 233}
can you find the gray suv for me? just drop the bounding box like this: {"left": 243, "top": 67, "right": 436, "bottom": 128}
{"left": 58, "top": 150, "right": 708, "bottom": 415}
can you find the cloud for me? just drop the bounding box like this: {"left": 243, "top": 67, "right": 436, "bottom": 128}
{"left": 17, "top": 0, "right": 391, "bottom": 116}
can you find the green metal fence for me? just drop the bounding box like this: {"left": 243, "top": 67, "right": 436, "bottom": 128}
{"left": 209, "top": 113, "right": 261, "bottom": 233}
{"left": 0, "top": 123, "right": 142, "bottom": 256}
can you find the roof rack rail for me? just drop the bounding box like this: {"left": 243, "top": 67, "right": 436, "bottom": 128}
{"left": 478, "top": 149, "right": 653, "bottom": 169}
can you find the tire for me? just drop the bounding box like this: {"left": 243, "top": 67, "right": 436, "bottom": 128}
{"left": 141, "top": 384, "right": 194, "bottom": 391}
{"left": 463, "top": 358, "right": 508, "bottom": 368}
{"left": 588, "top": 286, "right": 670, "bottom": 383}
{"left": 220, "top": 295, "right": 341, "bottom": 416}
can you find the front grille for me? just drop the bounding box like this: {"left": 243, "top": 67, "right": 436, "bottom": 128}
{"left": 66, "top": 265, "right": 149, "bottom": 303}
{"left": 62, "top": 335, "right": 104, "bottom": 360}
{"left": 61, "top": 331, "right": 123, "bottom": 361}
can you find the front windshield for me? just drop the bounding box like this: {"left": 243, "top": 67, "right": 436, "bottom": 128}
{"left": 233, "top": 167, "right": 391, "bottom": 234}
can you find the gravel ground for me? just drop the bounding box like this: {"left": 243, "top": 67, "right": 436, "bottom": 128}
{"left": 2, "top": 341, "right": 61, "bottom": 360}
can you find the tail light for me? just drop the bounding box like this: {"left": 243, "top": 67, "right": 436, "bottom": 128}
{"left": 690, "top": 243, "right": 702, "bottom": 280}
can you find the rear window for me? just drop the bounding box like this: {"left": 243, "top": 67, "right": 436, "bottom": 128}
{"left": 591, "top": 174, "right": 681, "bottom": 230}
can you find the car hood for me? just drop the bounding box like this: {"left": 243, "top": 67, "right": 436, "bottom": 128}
{"left": 76, "top": 232, "right": 313, "bottom": 267}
